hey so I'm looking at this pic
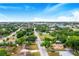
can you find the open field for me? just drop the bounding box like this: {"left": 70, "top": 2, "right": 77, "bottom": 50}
{"left": 38, "top": 33, "right": 55, "bottom": 40}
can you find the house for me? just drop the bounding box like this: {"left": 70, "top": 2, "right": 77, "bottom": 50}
{"left": 52, "top": 41, "right": 64, "bottom": 50}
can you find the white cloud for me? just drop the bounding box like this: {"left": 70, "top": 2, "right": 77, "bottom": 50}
{"left": 72, "top": 11, "right": 79, "bottom": 21}
{"left": 29, "top": 17, "right": 54, "bottom": 22}
{"left": 31, "top": 10, "right": 79, "bottom": 22}
{"left": 0, "top": 10, "right": 79, "bottom": 22}
{"left": 55, "top": 10, "right": 79, "bottom": 22}
{"left": 54, "top": 10, "right": 79, "bottom": 22}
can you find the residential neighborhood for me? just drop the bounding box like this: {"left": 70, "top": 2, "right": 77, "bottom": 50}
{"left": 0, "top": 22, "right": 79, "bottom": 56}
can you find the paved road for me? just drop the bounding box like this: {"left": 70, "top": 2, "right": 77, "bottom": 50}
{"left": 0, "top": 28, "right": 21, "bottom": 43}
{"left": 4, "top": 28, "right": 21, "bottom": 40}
{"left": 59, "top": 50, "right": 74, "bottom": 56}
{"left": 34, "top": 28, "right": 74, "bottom": 56}
{"left": 57, "top": 46, "right": 74, "bottom": 56}
{"left": 34, "top": 28, "right": 48, "bottom": 56}
{"left": 20, "top": 44, "right": 27, "bottom": 56}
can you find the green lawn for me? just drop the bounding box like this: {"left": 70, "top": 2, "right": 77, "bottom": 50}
{"left": 31, "top": 52, "right": 40, "bottom": 56}
{"left": 48, "top": 51, "right": 59, "bottom": 56}
{"left": 39, "top": 33, "right": 55, "bottom": 40}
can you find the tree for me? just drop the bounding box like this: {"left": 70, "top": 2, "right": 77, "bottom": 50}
{"left": 66, "top": 36, "right": 79, "bottom": 52}
{"left": 26, "top": 32, "right": 33, "bottom": 36}
{"left": 16, "top": 36, "right": 26, "bottom": 45}
{"left": 73, "top": 31, "right": 79, "bottom": 36}
{"left": 41, "top": 38, "right": 51, "bottom": 48}
{"left": 16, "top": 30, "right": 26, "bottom": 38}
{"left": 49, "top": 31, "right": 57, "bottom": 36}
{"left": 58, "top": 34, "right": 67, "bottom": 43}
{"left": 36, "top": 25, "right": 49, "bottom": 32}
{"left": 41, "top": 40, "right": 51, "bottom": 48}
{"left": 26, "top": 35, "right": 37, "bottom": 42}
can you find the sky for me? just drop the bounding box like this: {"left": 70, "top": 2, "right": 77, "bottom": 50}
{"left": 0, "top": 3, "right": 79, "bottom": 22}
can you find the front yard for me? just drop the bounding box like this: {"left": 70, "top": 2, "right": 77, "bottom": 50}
{"left": 29, "top": 43, "right": 38, "bottom": 50}
{"left": 39, "top": 32, "right": 55, "bottom": 40}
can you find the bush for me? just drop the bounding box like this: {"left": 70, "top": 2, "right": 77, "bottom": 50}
{"left": 26, "top": 35, "right": 37, "bottom": 42}
{"left": 0, "top": 48, "right": 9, "bottom": 56}
{"left": 16, "top": 36, "right": 26, "bottom": 45}
{"left": 16, "top": 30, "right": 26, "bottom": 38}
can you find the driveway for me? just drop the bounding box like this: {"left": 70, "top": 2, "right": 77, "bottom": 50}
{"left": 59, "top": 50, "right": 74, "bottom": 56}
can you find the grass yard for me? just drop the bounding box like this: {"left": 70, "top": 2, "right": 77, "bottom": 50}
{"left": 29, "top": 43, "right": 38, "bottom": 50}
{"left": 39, "top": 33, "right": 55, "bottom": 40}
{"left": 9, "top": 46, "right": 22, "bottom": 56}
{"left": 48, "top": 51, "right": 59, "bottom": 56}
{"left": 31, "top": 52, "right": 40, "bottom": 56}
